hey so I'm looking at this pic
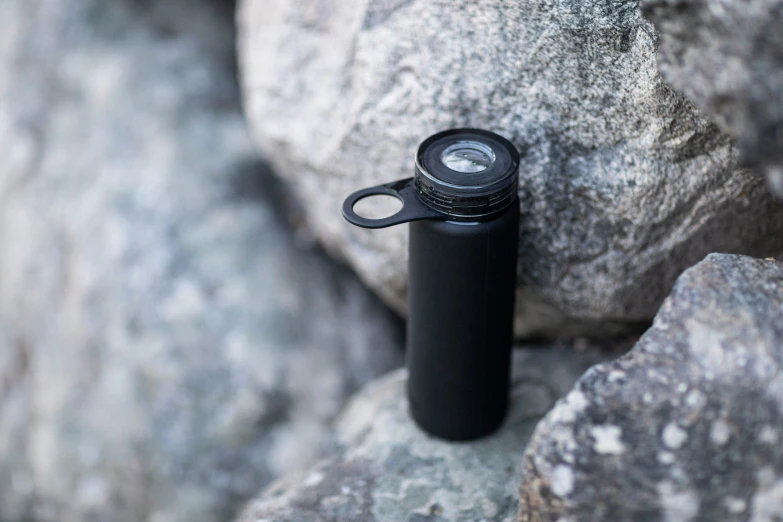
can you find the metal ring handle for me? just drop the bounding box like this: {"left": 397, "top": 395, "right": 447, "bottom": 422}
{"left": 342, "top": 177, "right": 445, "bottom": 229}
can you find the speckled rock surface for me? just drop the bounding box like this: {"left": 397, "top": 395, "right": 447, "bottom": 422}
{"left": 237, "top": 344, "right": 618, "bottom": 522}
{"left": 519, "top": 254, "right": 783, "bottom": 522}
{"left": 643, "top": 0, "right": 783, "bottom": 196}
{"left": 0, "top": 1, "right": 402, "bottom": 521}
{"left": 238, "top": 0, "right": 783, "bottom": 337}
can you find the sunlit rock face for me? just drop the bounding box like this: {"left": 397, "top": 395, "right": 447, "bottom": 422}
{"left": 238, "top": 0, "right": 783, "bottom": 338}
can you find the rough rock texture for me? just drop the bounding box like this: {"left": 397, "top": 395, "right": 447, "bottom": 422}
{"left": 0, "top": 2, "right": 403, "bottom": 522}
{"left": 643, "top": 0, "right": 783, "bottom": 197}
{"left": 237, "top": 343, "right": 619, "bottom": 522}
{"left": 238, "top": 0, "right": 783, "bottom": 337}
{"left": 519, "top": 254, "right": 783, "bottom": 522}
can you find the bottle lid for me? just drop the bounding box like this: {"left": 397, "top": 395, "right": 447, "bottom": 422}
{"left": 414, "top": 128, "right": 520, "bottom": 219}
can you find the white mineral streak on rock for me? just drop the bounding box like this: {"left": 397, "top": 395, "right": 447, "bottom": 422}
{"left": 759, "top": 426, "right": 778, "bottom": 444}
{"left": 607, "top": 370, "right": 626, "bottom": 383}
{"left": 657, "top": 481, "right": 700, "bottom": 522}
{"left": 685, "top": 390, "right": 707, "bottom": 409}
{"left": 751, "top": 468, "right": 783, "bottom": 522}
{"left": 657, "top": 452, "right": 676, "bottom": 465}
{"left": 590, "top": 425, "right": 625, "bottom": 456}
{"left": 551, "top": 390, "right": 589, "bottom": 425}
{"left": 662, "top": 423, "right": 688, "bottom": 450}
{"left": 551, "top": 465, "right": 575, "bottom": 497}
{"left": 725, "top": 496, "right": 747, "bottom": 514}
{"left": 710, "top": 419, "right": 732, "bottom": 446}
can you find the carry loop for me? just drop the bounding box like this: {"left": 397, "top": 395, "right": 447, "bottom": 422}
{"left": 342, "top": 177, "right": 446, "bottom": 229}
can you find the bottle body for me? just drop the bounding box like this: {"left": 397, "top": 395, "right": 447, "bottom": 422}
{"left": 406, "top": 201, "right": 519, "bottom": 441}
{"left": 341, "top": 128, "right": 521, "bottom": 441}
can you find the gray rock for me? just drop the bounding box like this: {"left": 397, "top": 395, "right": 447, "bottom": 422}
{"left": 519, "top": 253, "right": 783, "bottom": 522}
{"left": 0, "top": 1, "right": 402, "bottom": 522}
{"left": 642, "top": 0, "right": 783, "bottom": 197}
{"left": 237, "top": 343, "right": 619, "bottom": 522}
{"left": 237, "top": 0, "right": 783, "bottom": 337}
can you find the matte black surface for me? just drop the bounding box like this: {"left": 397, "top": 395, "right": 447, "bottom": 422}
{"left": 341, "top": 128, "right": 521, "bottom": 441}
{"left": 341, "top": 178, "right": 446, "bottom": 229}
{"left": 407, "top": 202, "right": 519, "bottom": 441}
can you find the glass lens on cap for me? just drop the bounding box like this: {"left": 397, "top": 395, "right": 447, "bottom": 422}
{"left": 440, "top": 141, "right": 496, "bottom": 173}
{"left": 414, "top": 129, "right": 520, "bottom": 219}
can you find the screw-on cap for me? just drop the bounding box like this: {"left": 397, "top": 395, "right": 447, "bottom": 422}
{"left": 414, "top": 128, "right": 520, "bottom": 220}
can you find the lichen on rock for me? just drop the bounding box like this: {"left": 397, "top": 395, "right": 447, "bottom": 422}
{"left": 238, "top": 344, "right": 618, "bottom": 522}
{"left": 519, "top": 254, "right": 783, "bottom": 522}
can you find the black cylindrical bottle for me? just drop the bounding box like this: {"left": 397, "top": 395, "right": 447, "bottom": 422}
{"left": 342, "top": 128, "right": 520, "bottom": 441}
{"left": 407, "top": 206, "right": 518, "bottom": 440}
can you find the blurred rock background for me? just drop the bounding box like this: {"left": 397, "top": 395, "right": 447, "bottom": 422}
{"left": 0, "top": 0, "right": 782, "bottom": 521}
{"left": 0, "top": 1, "right": 402, "bottom": 521}
{"left": 644, "top": 0, "right": 783, "bottom": 197}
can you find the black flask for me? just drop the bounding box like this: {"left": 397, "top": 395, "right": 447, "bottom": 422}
{"left": 342, "top": 129, "right": 520, "bottom": 441}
